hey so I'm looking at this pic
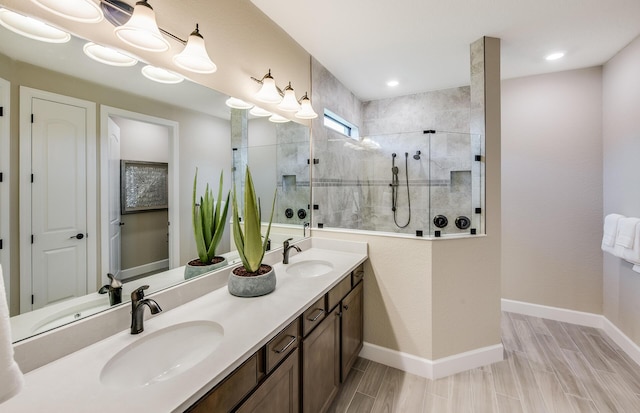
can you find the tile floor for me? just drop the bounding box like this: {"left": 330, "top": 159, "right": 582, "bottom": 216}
{"left": 328, "top": 312, "right": 640, "bottom": 412}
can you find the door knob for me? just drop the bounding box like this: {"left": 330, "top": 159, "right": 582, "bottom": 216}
{"left": 119, "top": 222, "right": 125, "bottom": 226}
{"left": 70, "top": 233, "right": 84, "bottom": 240}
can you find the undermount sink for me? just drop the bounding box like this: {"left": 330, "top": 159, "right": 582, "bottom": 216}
{"left": 100, "top": 320, "right": 224, "bottom": 388}
{"left": 285, "top": 260, "right": 334, "bottom": 278}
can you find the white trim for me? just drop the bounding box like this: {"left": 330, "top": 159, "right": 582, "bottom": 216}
{"left": 360, "top": 341, "right": 504, "bottom": 380}
{"left": 19, "top": 87, "right": 97, "bottom": 313}
{"left": 502, "top": 298, "right": 640, "bottom": 368}
{"left": 99, "top": 105, "right": 180, "bottom": 286}
{"left": 501, "top": 298, "right": 603, "bottom": 328}
{"left": 119, "top": 259, "right": 169, "bottom": 281}
{"left": 0, "top": 77, "right": 10, "bottom": 307}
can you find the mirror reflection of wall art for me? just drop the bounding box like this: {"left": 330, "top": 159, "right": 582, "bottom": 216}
{"left": 121, "top": 160, "right": 169, "bottom": 214}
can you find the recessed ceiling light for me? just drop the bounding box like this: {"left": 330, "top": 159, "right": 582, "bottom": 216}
{"left": 0, "top": 8, "right": 70, "bottom": 43}
{"left": 141, "top": 65, "right": 184, "bottom": 84}
{"left": 31, "top": 0, "right": 104, "bottom": 23}
{"left": 545, "top": 52, "right": 565, "bottom": 61}
{"left": 386, "top": 80, "right": 399, "bottom": 87}
{"left": 83, "top": 42, "right": 138, "bottom": 67}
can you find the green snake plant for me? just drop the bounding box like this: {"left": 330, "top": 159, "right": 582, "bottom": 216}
{"left": 232, "top": 166, "right": 276, "bottom": 273}
{"left": 192, "top": 169, "right": 230, "bottom": 265}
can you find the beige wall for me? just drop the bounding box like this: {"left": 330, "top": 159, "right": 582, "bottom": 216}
{"left": 501, "top": 67, "right": 604, "bottom": 314}
{"left": 603, "top": 34, "right": 640, "bottom": 345}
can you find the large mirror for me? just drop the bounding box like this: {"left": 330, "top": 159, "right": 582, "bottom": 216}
{"left": 0, "top": 11, "right": 310, "bottom": 342}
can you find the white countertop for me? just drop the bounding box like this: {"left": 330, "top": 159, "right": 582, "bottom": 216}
{"left": 2, "top": 238, "right": 367, "bottom": 413}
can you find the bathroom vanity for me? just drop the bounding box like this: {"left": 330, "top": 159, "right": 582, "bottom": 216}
{"left": 3, "top": 238, "right": 367, "bottom": 412}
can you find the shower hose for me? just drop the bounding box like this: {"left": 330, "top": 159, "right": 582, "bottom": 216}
{"left": 391, "top": 153, "right": 411, "bottom": 228}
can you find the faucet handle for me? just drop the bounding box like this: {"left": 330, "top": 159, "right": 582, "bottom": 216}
{"left": 131, "top": 285, "right": 149, "bottom": 302}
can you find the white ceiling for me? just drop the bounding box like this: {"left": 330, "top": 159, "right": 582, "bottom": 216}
{"left": 251, "top": 0, "right": 640, "bottom": 101}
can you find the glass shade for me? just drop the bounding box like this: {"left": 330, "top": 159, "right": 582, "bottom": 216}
{"left": 295, "top": 95, "right": 318, "bottom": 119}
{"left": 277, "top": 86, "right": 301, "bottom": 112}
{"left": 173, "top": 27, "right": 217, "bottom": 74}
{"left": 225, "top": 97, "right": 253, "bottom": 109}
{"left": 0, "top": 8, "right": 70, "bottom": 43}
{"left": 83, "top": 42, "right": 138, "bottom": 67}
{"left": 114, "top": 1, "right": 169, "bottom": 52}
{"left": 31, "top": 0, "right": 103, "bottom": 23}
{"left": 269, "top": 114, "right": 290, "bottom": 123}
{"left": 249, "top": 106, "right": 271, "bottom": 117}
{"left": 255, "top": 75, "right": 281, "bottom": 104}
{"left": 141, "top": 65, "right": 184, "bottom": 84}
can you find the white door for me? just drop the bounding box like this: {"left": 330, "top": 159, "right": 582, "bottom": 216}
{"left": 30, "top": 98, "right": 88, "bottom": 309}
{"left": 107, "top": 117, "right": 122, "bottom": 278}
{"left": 0, "top": 77, "right": 9, "bottom": 305}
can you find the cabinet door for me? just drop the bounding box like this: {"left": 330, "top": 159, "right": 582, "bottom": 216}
{"left": 341, "top": 281, "right": 363, "bottom": 382}
{"left": 302, "top": 307, "right": 340, "bottom": 413}
{"left": 236, "top": 349, "right": 299, "bottom": 413}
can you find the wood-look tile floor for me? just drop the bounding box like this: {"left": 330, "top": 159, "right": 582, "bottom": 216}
{"left": 329, "top": 312, "right": 640, "bottom": 413}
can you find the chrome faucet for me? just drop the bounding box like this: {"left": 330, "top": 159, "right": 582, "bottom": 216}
{"left": 283, "top": 238, "right": 302, "bottom": 264}
{"left": 303, "top": 222, "right": 310, "bottom": 237}
{"left": 130, "top": 285, "right": 162, "bottom": 335}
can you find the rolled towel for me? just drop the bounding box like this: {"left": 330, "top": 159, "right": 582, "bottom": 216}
{"left": 0, "top": 265, "right": 24, "bottom": 404}
{"left": 623, "top": 220, "right": 640, "bottom": 265}
{"left": 602, "top": 213, "right": 623, "bottom": 254}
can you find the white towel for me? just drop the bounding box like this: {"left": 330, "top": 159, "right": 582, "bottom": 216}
{"left": 602, "top": 213, "right": 623, "bottom": 254}
{"left": 0, "top": 265, "right": 23, "bottom": 404}
{"left": 633, "top": 265, "right": 640, "bottom": 274}
{"left": 623, "top": 220, "right": 640, "bottom": 265}
{"left": 614, "top": 218, "right": 640, "bottom": 258}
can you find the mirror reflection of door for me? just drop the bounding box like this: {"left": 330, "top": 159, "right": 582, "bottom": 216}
{"left": 20, "top": 88, "right": 97, "bottom": 313}
{"left": 0, "top": 77, "right": 10, "bottom": 308}
{"left": 109, "top": 116, "right": 169, "bottom": 282}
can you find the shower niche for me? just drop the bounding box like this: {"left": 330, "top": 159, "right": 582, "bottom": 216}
{"left": 311, "top": 129, "right": 485, "bottom": 237}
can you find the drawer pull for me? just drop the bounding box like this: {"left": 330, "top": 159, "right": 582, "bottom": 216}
{"left": 273, "top": 335, "right": 296, "bottom": 354}
{"left": 306, "top": 308, "right": 325, "bottom": 322}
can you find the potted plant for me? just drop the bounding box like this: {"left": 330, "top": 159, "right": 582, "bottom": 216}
{"left": 228, "top": 166, "right": 276, "bottom": 297}
{"left": 184, "top": 168, "right": 230, "bottom": 280}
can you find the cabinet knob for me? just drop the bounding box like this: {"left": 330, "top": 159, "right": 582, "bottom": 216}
{"left": 343, "top": 304, "right": 349, "bottom": 311}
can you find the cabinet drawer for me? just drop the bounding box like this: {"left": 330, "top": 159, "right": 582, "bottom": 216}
{"left": 327, "top": 276, "right": 351, "bottom": 311}
{"left": 266, "top": 319, "right": 299, "bottom": 373}
{"left": 187, "top": 353, "right": 258, "bottom": 413}
{"left": 352, "top": 265, "right": 364, "bottom": 287}
{"left": 302, "top": 297, "right": 326, "bottom": 337}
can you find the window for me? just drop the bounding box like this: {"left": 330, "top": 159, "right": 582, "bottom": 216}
{"left": 323, "top": 109, "right": 359, "bottom": 139}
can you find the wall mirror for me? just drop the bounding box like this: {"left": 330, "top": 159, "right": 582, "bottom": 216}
{"left": 0, "top": 11, "right": 310, "bottom": 342}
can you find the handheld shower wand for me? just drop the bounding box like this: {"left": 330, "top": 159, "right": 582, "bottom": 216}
{"left": 390, "top": 152, "right": 411, "bottom": 228}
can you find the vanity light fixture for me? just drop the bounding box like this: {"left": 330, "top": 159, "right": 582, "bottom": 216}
{"left": 269, "top": 114, "right": 290, "bottom": 123}
{"left": 172, "top": 24, "right": 217, "bottom": 74}
{"left": 141, "top": 65, "right": 184, "bottom": 84}
{"left": 277, "top": 82, "right": 301, "bottom": 112}
{"left": 252, "top": 69, "right": 282, "bottom": 103}
{"left": 0, "top": 8, "right": 70, "bottom": 43}
{"left": 83, "top": 42, "right": 138, "bottom": 67}
{"left": 295, "top": 93, "right": 318, "bottom": 119}
{"left": 225, "top": 97, "right": 254, "bottom": 110}
{"left": 31, "top": 0, "right": 104, "bottom": 23}
{"left": 249, "top": 106, "right": 272, "bottom": 117}
{"left": 114, "top": 0, "right": 169, "bottom": 52}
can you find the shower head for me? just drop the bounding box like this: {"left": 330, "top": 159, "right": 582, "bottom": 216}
{"left": 413, "top": 150, "right": 421, "bottom": 160}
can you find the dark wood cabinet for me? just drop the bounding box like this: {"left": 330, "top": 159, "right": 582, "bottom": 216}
{"left": 340, "top": 281, "right": 363, "bottom": 382}
{"left": 301, "top": 306, "right": 340, "bottom": 413}
{"left": 236, "top": 349, "right": 300, "bottom": 413}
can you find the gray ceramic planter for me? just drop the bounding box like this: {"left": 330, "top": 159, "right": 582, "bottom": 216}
{"left": 228, "top": 265, "right": 276, "bottom": 297}
{"left": 184, "top": 257, "right": 227, "bottom": 280}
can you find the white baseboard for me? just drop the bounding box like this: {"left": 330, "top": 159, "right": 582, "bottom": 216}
{"left": 120, "top": 259, "right": 169, "bottom": 280}
{"left": 360, "top": 342, "right": 504, "bottom": 380}
{"left": 502, "top": 298, "right": 640, "bottom": 368}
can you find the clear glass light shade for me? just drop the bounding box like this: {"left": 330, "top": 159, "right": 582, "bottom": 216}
{"left": 0, "top": 8, "right": 70, "bottom": 43}
{"left": 141, "top": 65, "right": 184, "bottom": 84}
{"left": 269, "top": 114, "right": 290, "bottom": 123}
{"left": 83, "top": 42, "right": 138, "bottom": 67}
{"left": 249, "top": 106, "right": 271, "bottom": 117}
{"left": 277, "top": 87, "right": 301, "bottom": 112}
{"left": 31, "top": 0, "right": 104, "bottom": 23}
{"left": 295, "top": 95, "right": 318, "bottom": 119}
{"left": 225, "top": 97, "right": 253, "bottom": 109}
{"left": 255, "top": 76, "right": 281, "bottom": 104}
{"left": 114, "top": 1, "right": 169, "bottom": 52}
{"left": 173, "top": 30, "right": 217, "bottom": 74}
